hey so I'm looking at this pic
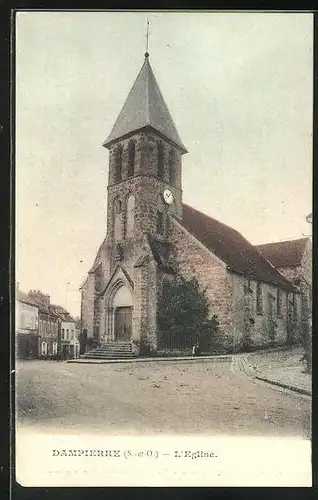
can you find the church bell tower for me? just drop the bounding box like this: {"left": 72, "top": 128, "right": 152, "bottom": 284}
{"left": 102, "top": 52, "right": 188, "bottom": 252}
{"left": 81, "top": 50, "right": 188, "bottom": 349}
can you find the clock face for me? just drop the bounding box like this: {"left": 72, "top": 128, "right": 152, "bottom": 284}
{"left": 163, "top": 189, "right": 174, "bottom": 205}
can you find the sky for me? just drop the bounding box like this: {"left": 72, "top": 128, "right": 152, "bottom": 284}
{"left": 16, "top": 11, "right": 313, "bottom": 317}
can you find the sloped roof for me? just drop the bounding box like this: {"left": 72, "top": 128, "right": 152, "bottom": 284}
{"left": 147, "top": 234, "right": 174, "bottom": 273}
{"left": 51, "top": 305, "right": 75, "bottom": 322}
{"left": 16, "top": 290, "right": 38, "bottom": 308}
{"left": 26, "top": 295, "right": 51, "bottom": 314}
{"left": 256, "top": 238, "right": 309, "bottom": 268}
{"left": 178, "top": 204, "right": 296, "bottom": 291}
{"left": 103, "top": 55, "right": 187, "bottom": 153}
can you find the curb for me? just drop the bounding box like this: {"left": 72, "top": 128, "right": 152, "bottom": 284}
{"left": 247, "top": 345, "right": 302, "bottom": 356}
{"left": 67, "top": 354, "right": 233, "bottom": 365}
{"left": 255, "top": 376, "right": 311, "bottom": 396}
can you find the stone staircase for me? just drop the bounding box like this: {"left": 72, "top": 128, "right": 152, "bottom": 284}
{"left": 81, "top": 342, "right": 136, "bottom": 360}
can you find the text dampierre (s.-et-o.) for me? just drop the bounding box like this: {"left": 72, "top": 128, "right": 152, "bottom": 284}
{"left": 52, "top": 449, "right": 218, "bottom": 460}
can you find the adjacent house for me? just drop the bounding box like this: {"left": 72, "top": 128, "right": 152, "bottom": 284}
{"left": 16, "top": 288, "right": 40, "bottom": 359}
{"left": 27, "top": 290, "right": 60, "bottom": 357}
{"left": 256, "top": 237, "right": 312, "bottom": 334}
{"left": 52, "top": 305, "right": 80, "bottom": 359}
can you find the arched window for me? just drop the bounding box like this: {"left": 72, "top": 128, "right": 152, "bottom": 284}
{"left": 157, "top": 142, "right": 164, "bottom": 179}
{"left": 168, "top": 148, "right": 176, "bottom": 185}
{"left": 157, "top": 211, "right": 164, "bottom": 235}
{"left": 156, "top": 195, "right": 166, "bottom": 236}
{"left": 256, "top": 282, "right": 263, "bottom": 314}
{"left": 277, "top": 289, "right": 282, "bottom": 317}
{"left": 115, "top": 145, "right": 123, "bottom": 182}
{"left": 114, "top": 198, "right": 122, "bottom": 241}
{"left": 127, "top": 140, "right": 136, "bottom": 177}
{"left": 126, "top": 194, "right": 135, "bottom": 238}
{"left": 292, "top": 294, "right": 297, "bottom": 321}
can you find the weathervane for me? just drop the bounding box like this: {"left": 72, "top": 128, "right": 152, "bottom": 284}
{"left": 145, "top": 19, "right": 150, "bottom": 57}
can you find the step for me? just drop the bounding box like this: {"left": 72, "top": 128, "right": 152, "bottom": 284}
{"left": 83, "top": 351, "right": 134, "bottom": 356}
{"left": 87, "top": 349, "right": 132, "bottom": 354}
{"left": 81, "top": 354, "right": 136, "bottom": 360}
{"left": 102, "top": 342, "right": 132, "bottom": 346}
{"left": 87, "top": 345, "right": 132, "bottom": 350}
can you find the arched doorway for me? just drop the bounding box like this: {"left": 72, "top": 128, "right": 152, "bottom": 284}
{"left": 107, "top": 282, "right": 133, "bottom": 342}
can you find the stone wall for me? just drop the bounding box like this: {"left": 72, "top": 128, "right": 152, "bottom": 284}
{"left": 276, "top": 239, "right": 312, "bottom": 339}
{"left": 106, "top": 130, "right": 183, "bottom": 245}
{"left": 80, "top": 273, "right": 95, "bottom": 339}
{"left": 169, "top": 217, "right": 302, "bottom": 352}
{"left": 231, "top": 274, "right": 301, "bottom": 349}
{"left": 169, "top": 218, "right": 233, "bottom": 349}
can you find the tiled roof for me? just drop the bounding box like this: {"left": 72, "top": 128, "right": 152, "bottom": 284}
{"left": 103, "top": 55, "right": 187, "bottom": 153}
{"left": 16, "top": 290, "right": 38, "bottom": 308}
{"left": 255, "top": 238, "right": 309, "bottom": 268}
{"left": 178, "top": 204, "right": 297, "bottom": 291}
{"left": 51, "top": 305, "right": 75, "bottom": 322}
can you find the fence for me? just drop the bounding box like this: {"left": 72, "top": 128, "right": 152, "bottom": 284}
{"left": 157, "top": 331, "right": 196, "bottom": 351}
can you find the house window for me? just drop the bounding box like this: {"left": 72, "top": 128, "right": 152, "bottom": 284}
{"left": 157, "top": 142, "right": 164, "bottom": 179}
{"left": 277, "top": 289, "right": 282, "bottom": 317}
{"left": 67, "top": 329, "right": 69, "bottom": 340}
{"left": 256, "top": 282, "right": 263, "bottom": 314}
{"left": 41, "top": 342, "right": 47, "bottom": 356}
{"left": 292, "top": 294, "right": 297, "bottom": 321}
{"left": 115, "top": 145, "right": 123, "bottom": 182}
{"left": 52, "top": 342, "right": 58, "bottom": 355}
{"left": 62, "top": 328, "right": 65, "bottom": 339}
{"left": 157, "top": 211, "right": 164, "bottom": 235}
{"left": 127, "top": 140, "right": 136, "bottom": 177}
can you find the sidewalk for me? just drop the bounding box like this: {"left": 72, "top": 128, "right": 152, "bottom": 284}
{"left": 68, "top": 353, "right": 232, "bottom": 364}
{"left": 248, "top": 346, "right": 312, "bottom": 396}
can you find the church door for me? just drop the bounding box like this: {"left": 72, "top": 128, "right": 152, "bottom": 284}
{"left": 114, "top": 306, "right": 132, "bottom": 342}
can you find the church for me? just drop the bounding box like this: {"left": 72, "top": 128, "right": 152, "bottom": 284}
{"left": 80, "top": 52, "right": 309, "bottom": 357}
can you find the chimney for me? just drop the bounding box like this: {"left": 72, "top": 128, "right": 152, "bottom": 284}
{"left": 44, "top": 294, "right": 50, "bottom": 306}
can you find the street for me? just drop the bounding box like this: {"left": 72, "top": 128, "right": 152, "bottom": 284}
{"left": 16, "top": 359, "right": 311, "bottom": 437}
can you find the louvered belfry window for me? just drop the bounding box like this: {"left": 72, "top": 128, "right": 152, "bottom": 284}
{"left": 115, "top": 145, "right": 123, "bottom": 182}
{"left": 157, "top": 142, "right": 164, "bottom": 179}
{"left": 127, "top": 140, "right": 135, "bottom": 177}
{"left": 168, "top": 148, "right": 176, "bottom": 186}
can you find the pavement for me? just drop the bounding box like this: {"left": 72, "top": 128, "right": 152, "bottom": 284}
{"left": 69, "top": 345, "right": 311, "bottom": 396}
{"left": 247, "top": 346, "right": 312, "bottom": 396}
{"left": 68, "top": 353, "right": 231, "bottom": 364}
{"left": 16, "top": 357, "right": 311, "bottom": 437}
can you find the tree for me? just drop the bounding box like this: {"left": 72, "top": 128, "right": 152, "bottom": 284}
{"left": 157, "top": 276, "right": 219, "bottom": 352}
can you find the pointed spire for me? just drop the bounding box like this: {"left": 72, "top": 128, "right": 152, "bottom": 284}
{"left": 103, "top": 54, "right": 187, "bottom": 153}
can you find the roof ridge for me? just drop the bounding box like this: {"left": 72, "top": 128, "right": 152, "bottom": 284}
{"left": 256, "top": 237, "right": 309, "bottom": 247}
{"left": 179, "top": 204, "right": 297, "bottom": 291}
{"left": 182, "top": 203, "right": 243, "bottom": 237}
